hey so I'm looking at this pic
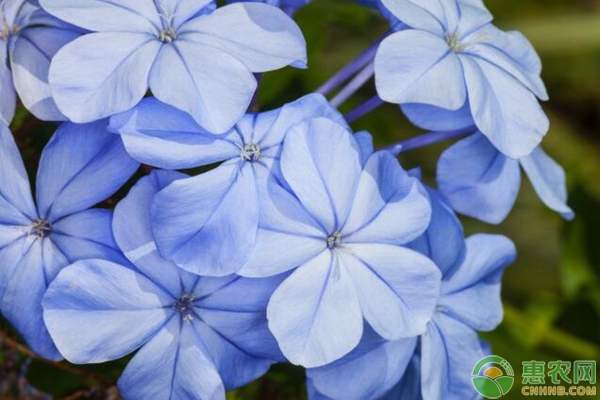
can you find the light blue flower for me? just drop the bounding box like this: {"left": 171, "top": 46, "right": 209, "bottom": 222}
{"left": 238, "top": 117, "right": 440, "bottom": 368}
{"left": 42, "top": 170, "right": 286, "bottom": 400}
{"left": 306, "top": 188, "right": 516, "bottom": 400}
{"left": 437, "top": 132, "right": 575, "bottom": 224}
{"left": 109, "top": 94, "right": 346, "bottom": 277}
{"left": 40, "top": 0, "right": 307, "bottom": 133}
{"left": 0, "top": 0, "right": 81, "bottom": 124}
{"left": 375, "top": 0, "right": 549, "bottom": 159}
{"left": 0, "top": 120, "right": 138, "bottom": 359}
{"left": 305, "top": 184, "right": 463, "bottom": 400}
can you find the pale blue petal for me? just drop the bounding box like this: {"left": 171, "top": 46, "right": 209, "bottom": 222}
{"left": 2, "top": 0, "right": 27, "bottom": 27}
{"left": 439, "top": 234, "right": 515, "bottom": 331}
{"left": 344, "top": 151, "right": 431, "bottom": 245}
{"left": 520, "top": 147, "right": 574, "bottom": 220}
{"left": 239, "top": 228, "right": 326, "bottom": 277}
{"left": 308, "top": 337, "right": 417, "bottom": 400}
{"left": 280, "top": 118, "right": 362, "bottom": 233}
{"left": 0, "top": 239, "right": 61, "bottom": 360}
{"left": 460, "top": 55, "right": 548, "bottom": 159}
{"left": 408, "top": 187, "right": 465, "bottom": 277}
{"left": 375, "top": 31, "right": 466, "bottom": 110}
{"left": 197, "top": 274, "right": 287, "bottom": 361}
{"left": 181, "top": 2, "right": 307, "bottom": 72}
{"left": 154, "top": 0, "right": 214, "bottom": 29}
{"left": 49, "top": 32, "right": 160, "bottom": 123}
{"left": 109, "top": 98, "right": 240, "bottom": 169}
{"left": 464, "top": 42, "right": 547, "bottom": 101}
{"left": 51, "top": 208, "right": 127, "bottom": 269}
{"left": 254, "top": 93, "right": 346, "bottom": 149}
{"left": 0, "top": 56, "right": 16, "bottom": 126}
{"left": 0, "top": 124, "right": 37, "bottom": 224}
{"left": 455, "top": 2, "right": 492, "bottom": 39}
{"left": 114, "top": 170, "right": 197, "bottom": 298}
{"left": 42, "top": 259, "right": 174, "bottom": 363}
{"left": 267, "top": 251, "right": 363, "bottom": 367}
{"left": 421, "top": 314, "right": 486, "bottom": 400}
{"left": 39, "top": 0, "right": 161, "bottom": 33}
{"left": 0, "top": 237, "right": 34, "bottom": 300}
{"left": 379, "top": 0, "right": 459, "bottom": 35}
{"left": 465, "top": 25, "right": 548, "bottom": 100}
{"left": 401, "top": 101, "right": 474, "bottom": 131}
{"left": 194, "top": 319, "right": 273, "bottom": 390}
{"left": 149, "top": 41, "right": 256, "bottom": 134}
{"left": 152, "top": 162, "right": 258, "bottom": 276}
{"left": 437, "top": 133, "right": 521, "bottom": 224}
{"left": 380, "top": 355, "right": 422, "bottom": 400}
{"left": 239, "top": 175, "right": 326, "bottom": 277}
{"left": 346, "top": 243, "right": 441, "bottom": 339}
{"left": 118, "top": 318, "right": 225, "bottom": 400}
{"left": 36, "top": 121, "right": 138, "bottom": 221}
{"left": 10, "top": 27, "right": 79, "bottom": 121}
{"left": 354, "top": 131, "right": 374, "bottom": 165}
{"left": 307, "top": 379, "right": 331, "bottom": 400}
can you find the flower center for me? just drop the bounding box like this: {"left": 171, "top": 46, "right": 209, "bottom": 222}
{"left": 240, "top": 143, "right": 261, "bottom": 162}
{"left": 30, "top": 219, "right": 51, "bottom": 239}
{"left": 446, "top": 33, "right": 463, "bottom": 53}
{"left": 158, "top": 28, "right": 177, "bottom": 43}
{"left": 0, "top": 22, "right": 18, "bottom": 42}
{"left": 174, "top": 293, "right": 196, "bottom": 323}
{"left": 327, "top": 231, "right": 342, "bottom": 249}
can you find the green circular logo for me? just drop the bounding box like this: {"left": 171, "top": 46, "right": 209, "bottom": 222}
{"left": 472, "top": 356, "right": 515, "bottom": 399}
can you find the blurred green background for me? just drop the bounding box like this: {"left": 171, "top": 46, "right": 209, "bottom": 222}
{"left": 1, "top": 1, "right": 599, "bottom": 399}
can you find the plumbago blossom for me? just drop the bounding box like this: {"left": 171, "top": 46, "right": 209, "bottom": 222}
{"left": 0, "top": 0, "right": 576, "bottom": 399}
{"left": 0, "top": 121, "right": 138, "bottom": 359}
{"left": 375, "top": 0, "right": 549, "bottom": 159}
{"left": 40, "top": 0, "right": 307, "bottom": 132}
{"left": 43, "top": 171, "right": 286, "bottom": 400}
{"left": 306, "top": 187, "right": 516, "bottom": 400}
{"left": 0, "top": 0, "right": 81, "bottom": 124}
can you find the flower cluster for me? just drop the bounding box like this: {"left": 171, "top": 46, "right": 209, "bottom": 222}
{"left": 0, "top": 0, "right": 573, "bottom": 399}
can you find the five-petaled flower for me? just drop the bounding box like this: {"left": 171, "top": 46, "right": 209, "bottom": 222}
{"left": 307, "top": 186, "right": 516, "bottom": 400}
{"left": 0, "top": 121, "right": 138, "bottom": 359}
{"left": 41, "top": 0, "right": 307, "bottom": 133}
{"left": 375, "top": 0, "right": 549, "bottom": 159}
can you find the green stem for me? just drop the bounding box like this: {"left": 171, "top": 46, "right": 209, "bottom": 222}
{"left": 503, "top": 304, "right": 600, "bottom": 360}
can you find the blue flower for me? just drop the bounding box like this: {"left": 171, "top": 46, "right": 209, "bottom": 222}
{"left": 0, "top": 0, "right": 81, "bottom": 124}
{"left": 437, "top": 132, "right": 575, "bottom": 224}
{"left": 238, "top": 117, "right": 440, "bottom": 367}
{"left": 109, "top": 94, "right": 346, "bottom": 277}
{"left": 305, "top": 184, "right": 463, "bottom": 399}
{"left": 374, "top": 0, "right": 549, "bottom": 158}
{"left": 0, "top": 120, "right": 138, "bottom": 359}
{"left": 40, "top": 0, "right": 307, "bottom": 133}
{"left": 42, "top": 170, "right": 286, "bottom": 400}
{"left": 306, "top": 188, "right": 516, "bottom": 400}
